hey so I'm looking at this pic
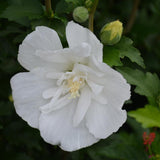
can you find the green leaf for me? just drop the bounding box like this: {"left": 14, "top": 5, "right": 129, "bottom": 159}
{"left": 103, "top": 46, "right": 123, "bottom": 67}
{"left": 103, "top": 37, "right": 145, "bottom": 68}
{"left": 55, "top": 0, "right": 74, "bottom": 14}
{"left": 115, "top": 37, "right": 145, "bottom": 68}
{"left": 128, "top": 105, "right": 160, "bottom": 128}
{"left": 0, "top": 0, "right": 43, "bottom": 26}
{"left": 0, "top": 24, "right": 23, "bottom": 37}
{"left": 127, "top": 117, "right": 148, "bottom": 138}
{"left": 152, "top": 132, "right": 160, "bottom": 155}
{"left": 87, "top": 118, "right": 148, "bottom": 160}
{"left": 87, "top": 132, "right": 148, "bottom": 160}
{"left": 0, "top": 1, "right": 8, "bottom": 15}
{"left": 117, "top": 67, "right": 160, "bottom": 105}
{"left": 56, "top": 0, "right": 84, "bottom": 15}
{"left": 65, "top": 0, "right": 81, "bottom": 5}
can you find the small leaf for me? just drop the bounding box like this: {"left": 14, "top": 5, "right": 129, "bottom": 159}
{"left": 128, "top": 105, "right": 160, "bottom": 128}
{"left": 117, "top": 67, "right": 160, "bottom": 106}
{"left": 115, "top": 36, "right": 145, "bottom": 68}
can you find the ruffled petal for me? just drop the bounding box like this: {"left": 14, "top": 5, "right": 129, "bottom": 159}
{"left": 92, "top": 92, "right": 107, "bottom": 105}
{"left": 86, "top": 100, "right": 127, "bottom": 139}
{"left": 66, "top": 21, "right": 103, "bottom": 62}
{"left": 39, "top": 100, "right": 99, "bottom": 152}
{"left": 10, "top": 72, "right": 54, "bottom": 128}
{"left": 73, "top": 63, "right": 104, "bottom": 78}
{"left": 102, "top": 79, "right": 130, "bottom": 109}
{"left": 73, "top": 86, "right": 91, "bottom": 127}
{"left": 87, "top": 80, "right": 104, "bottom": 95}
{"left": 35, "top": 42, "right": 91, "bottom": 66}
{"left": 18, "top": 26, "right": 62, "bottom": 71}
{"left": 42, "top": 87, "right": 58, "bottom": 99}
{"left": 89, "top": 57, "right": 131, "bottom": 109}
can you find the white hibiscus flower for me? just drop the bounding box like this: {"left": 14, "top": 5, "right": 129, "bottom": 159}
{"left": 10, "top": 21, "right": 130, "bottom": 151}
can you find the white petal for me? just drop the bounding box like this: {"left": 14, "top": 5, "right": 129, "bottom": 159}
{"left": 43, "top": 43, "right": 91, "bottom": 64}
{"left": 51, "top": 94, "right": 71, "bottom": 111}
{"left": 42, "top": 88, "right": 58, "bottom": 99}
{"left": 89, "top": 57, "right": 131, "bottom": 109}
{"left": 103, "top": 78, "right": 130, "bottom": 109}
{"left": 39, "top": 100, "right": 99, "bottom": 151}
{"left": 66, "top": 21, "right": 103, "bottom": 62}
{"left": 10, "top": 72, "right": 54, "bottom": 128}
{"left": 40, "top": 87, "right": 63, "bottom": 112}
{"left": 18, "top": 26, "right": 62, "bottom": 71}
{"left": 70, "top": 42, "right": 91, "bottom": 57}
{"left": 40, "top": 93, "right": 71, "bottom": 113}
{"left": 102, "top": 68, "right": 130, "bottom": 109}
{"left": 92, "top": 92, "right": 107, "bottom": 105}
{"left": 73, "top": 86, "right": 91, "bottom": 127}
{"left": 86, "top": 100, "right": 127, "bottom": 138}
{"left": 35, "top": 50, "right": 69, "bottom": 63}
{"left": 46, "top": 72, "right": 64, "bottom": 79}
{"left": 73, "top": 63, "right": 104, "bottom": 78}
{"left": 88, "top": 56, "right": 111, "bottom": 74}
{"left": 87, "top": 80, "right": 104, "bottom": 95}
{"left": 34, "top": 42, "right": 91, "bottom": 70}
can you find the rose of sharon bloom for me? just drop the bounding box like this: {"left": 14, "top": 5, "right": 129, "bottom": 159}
{"left": 10, "top": 21, "right": 130, "bottom": 151}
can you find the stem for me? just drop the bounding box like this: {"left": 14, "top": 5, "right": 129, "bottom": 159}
{"left": 148, "top": 145, "right": 152, "bottom": 155}
{"left": 148, "top": 144, "right": 154, "bottom": 159}
{"left": 88, "top": 0, "right": 99, "bottom": 32}
{"left": 124, "top": 0, "right": 140, "bottom": 34}
{"left": 45, "top": 0, "right": 54, "bottom": 18}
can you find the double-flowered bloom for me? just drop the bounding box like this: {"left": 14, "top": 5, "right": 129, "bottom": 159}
{"left": 11, "top": 21, "right": 130, "bottom": 151}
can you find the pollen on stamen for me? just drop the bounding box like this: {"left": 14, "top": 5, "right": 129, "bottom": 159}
{"left": 67, "top": 77, "right": 84, "bottom": 99}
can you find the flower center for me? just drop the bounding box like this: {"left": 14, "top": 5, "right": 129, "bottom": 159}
{"left": 67, "top": 77, "right": 84, "bottom": 99}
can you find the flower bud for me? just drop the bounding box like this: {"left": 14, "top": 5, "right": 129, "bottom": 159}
{"left": 85, "top": 0, "right": 93, "bottom": 11}
{"left": 73, "top": 6, "right": 89, "bottom": 23}
{"left": 100, "top": 20, "right": 123, "bottom": 45}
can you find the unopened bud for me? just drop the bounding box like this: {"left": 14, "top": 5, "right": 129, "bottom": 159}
{"left": 73, "top": 6, "right": 89, "bottom": 23}
{"left": 85, "top": 0, "right": 93, "bottom": 11}
{"left": 100, "top": 20, "right": 123, "bottom": 45}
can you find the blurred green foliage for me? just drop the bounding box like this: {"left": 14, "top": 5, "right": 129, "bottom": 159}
{"left": 0, "top": 0, "right": 160, "bottom": 159}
